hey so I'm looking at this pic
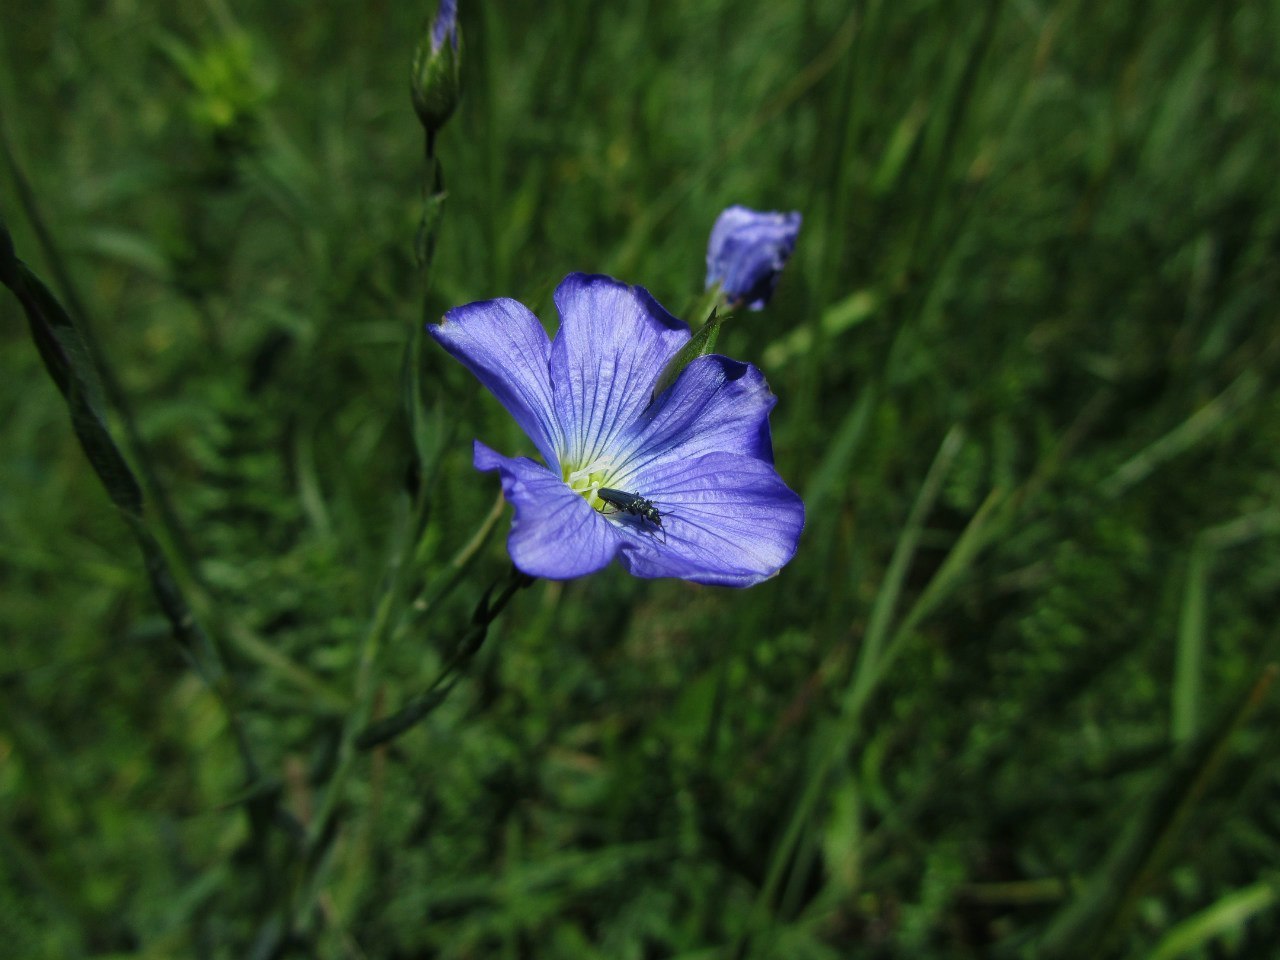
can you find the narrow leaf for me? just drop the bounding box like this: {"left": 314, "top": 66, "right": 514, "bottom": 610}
{"left": 2, "top": 223, "right": 142, "bottom": 516}
{"left": 651, "top": 306, "right": 722, "bottom": 402}
{"left": 1144, "top": 879, "right": 1280, "bottom": 960}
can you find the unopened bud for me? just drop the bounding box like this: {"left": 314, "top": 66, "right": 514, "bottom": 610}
{"left": 411, "top": 0, "right": 462, "bottom": 135}
{"left": 706, "top": 206, "right": 802, "bottom": 311}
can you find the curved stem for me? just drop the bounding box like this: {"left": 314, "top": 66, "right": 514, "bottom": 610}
{"left": 356, "top": 564, "right": 534, "bottom": 751}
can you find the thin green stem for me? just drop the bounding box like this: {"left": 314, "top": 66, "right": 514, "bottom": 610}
{"left": 276, "top": 116, "right": 458, "bottom": 947}
{"left": 356, "top": 565, "right": 534, "bottom": 751}
{"left": 306, "top": 560, "right": 404, "bottom": 853}
{"left": 2, "top": 225, "right": 268, "bottom": 789}
{"left": 406, "top": 490, "right": 507, "bottom": 625}
{"left": 0, "top": 102, "right": 199, "bottom": 575}
{"left": 682, "top": 283, "right": 723, "bottom": 330}
{"left": 1, "top": 103, "right": 337, "bottom": 713}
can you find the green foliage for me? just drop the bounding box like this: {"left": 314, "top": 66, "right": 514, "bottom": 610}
{"left": 3, "top": 0, "right": 1280, "bottom": 957}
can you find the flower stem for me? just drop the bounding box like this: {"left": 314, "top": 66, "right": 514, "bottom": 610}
{"left": 405, "top": 490, "right": 507, "bottom": 624}
{"left": 276, "top": 114, "right": 467, "bottom": 946}
{"left": 683, "top": 282, "right": 724, "bottom": 330}
{"left": 355, "top": 565, "right": 534, "bottom": 751}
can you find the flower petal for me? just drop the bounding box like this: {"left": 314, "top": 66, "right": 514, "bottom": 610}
{"left": 548, "top": 273, "right": 689, "bottom": 469}
{"left": 614, "top": 355, "right": 776, "bottom": 484}
{"left": 615, "top": 452, "right": 805, "bottom": 587}
{"left": 474, "top": 441, "right": 622, "bottom": 579}
{"left": 430, "top": 0, "right": 458, "bottom": 52}
{"left": 428, "top": 298, "right": 562, "bottom": 466}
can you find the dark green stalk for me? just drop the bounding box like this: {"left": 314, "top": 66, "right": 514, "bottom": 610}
{"left": 0, "top": 218, "right": 260, "bottom": 786}
{"left": 267, "top": 104, "right": 463, "bottom": 951}
{"left": 356, "top": 565, "right": 534, "bottom": 750}
{"left": 0, "top": 111, "right": 200, "bottom": 575}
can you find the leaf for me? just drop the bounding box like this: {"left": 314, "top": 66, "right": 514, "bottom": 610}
{"left": 1144, "top": 879, "right": 1280, "bottom": 960}
{"left": 1, "top": 218, "right": 142, "bottom": 517}
{"left": 0, "top": 218, "right": 222, "bottom": 682}
{"left": 355, "top": 676, "right": 460, "bottom": 750}
{"left": 651, "top": 306, "right": 722, "bottom": 402}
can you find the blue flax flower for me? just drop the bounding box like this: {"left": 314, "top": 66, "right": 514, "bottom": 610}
{"left": 706, "top": 206, "right": 802, "bottom": 310}
{"left": 429, "top": 273, "right": 804, "bottom": 587}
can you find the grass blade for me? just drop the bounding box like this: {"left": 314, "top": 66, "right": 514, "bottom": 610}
{"left": 747, "top": 424, "right": 966, "bottom": 946}
{"left": 1037, "top": 664, "right": 1278, "bottom": 959}
{"left": 1144, "top": 879, "right": 1280, "bottom": 960}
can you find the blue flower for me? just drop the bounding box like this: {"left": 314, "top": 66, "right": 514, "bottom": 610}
{"left": 429, "top": 274, "right": 804, "bottom": 587}
{"left": 706, "top": 206, "right": 802, "bottom": 310}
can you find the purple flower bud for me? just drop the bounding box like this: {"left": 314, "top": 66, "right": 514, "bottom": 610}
{"left": 428, "top": 274, "right": 804, "bottom": 586}
{"left": 706, "top": 206, "right": 802, "bottom": 310}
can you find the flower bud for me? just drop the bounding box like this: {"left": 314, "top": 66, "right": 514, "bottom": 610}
{"left": 705, "top": 206, "right": 802, "bottom": 310}
{"left": 411, "top": 0, "right": 462, "bottom": 135}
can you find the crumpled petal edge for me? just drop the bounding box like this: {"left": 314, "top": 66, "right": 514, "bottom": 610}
{"left": 474, "top": 440, "right": 622, "bottom": 580}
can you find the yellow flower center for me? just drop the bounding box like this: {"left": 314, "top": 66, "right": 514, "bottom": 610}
{"left": 563, "top": 459, "right": 627, "bottom": 512}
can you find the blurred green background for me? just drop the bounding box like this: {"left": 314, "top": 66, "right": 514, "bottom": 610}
{"left": 3, "top": 0, "right": 1279, "bottom": 957}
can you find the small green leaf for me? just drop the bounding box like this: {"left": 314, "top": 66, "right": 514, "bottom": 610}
{"left": 1145, "top": 879, "right": 1280, "bottom": 960}
{"left": 651, "top": 306, "right": 722, "bottom": 402}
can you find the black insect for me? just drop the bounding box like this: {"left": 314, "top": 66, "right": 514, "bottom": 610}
{"left": 597, "top": 487, "right": 665, "bottom": 540}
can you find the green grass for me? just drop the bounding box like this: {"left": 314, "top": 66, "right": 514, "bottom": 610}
{"left": 3, "top": 0, "right": 1280, "bottom": 957}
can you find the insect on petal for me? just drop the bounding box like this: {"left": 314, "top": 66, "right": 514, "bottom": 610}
{"left": 617, "top": 451, "right": 805, "bottom": 587}
{"left": 434, "top": 274, "right": 805, "bottom": 586}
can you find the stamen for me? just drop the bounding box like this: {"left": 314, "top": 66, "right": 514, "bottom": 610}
{"left": 562, "top": 458, "right": 626, "bottom": 511}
